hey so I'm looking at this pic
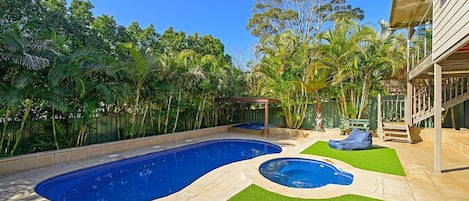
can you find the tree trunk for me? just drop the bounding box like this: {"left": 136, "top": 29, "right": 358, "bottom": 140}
{"left": 194, "top": 99, "right": 201, "bottom": 130}
{"left": 172, "top": 90, "right": 182, "bottom": 133}
{"left": 358, "top": 74, "right": 371, "bottom": 119}
{"left": 11, "top": 99, "right": 32, "bottom": 155}
{"left": 157, "top": 104, "right": 162, "bottom": 134}
{"left": 314, "top": 92, "right": 323, "bottom": 131}
{"left": 52, "top": 109, "right": 60, "bottom": 150}
{"left": 1, "top": 107, "right": 10, "bottom": 153}
{"left": 139, "top": 101, "right": 150, "bottom": 137}
{"left": 130, "top": 87, "right": 141, "bottom": 138}
{"left": 340, "top": 82, "right": 348, "bottom": 118}
{"left": 199, "top": 94, "right": 207, "bottom": 129}
{"left": 164, "top": 93, "right": 173, "bottom": 134}
{"left": 76, "top": 121, "right": 87, "bottom": 147}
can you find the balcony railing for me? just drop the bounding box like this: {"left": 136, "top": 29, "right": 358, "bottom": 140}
{"left": 408, "top": 3, "right": 433, "bottom": 70}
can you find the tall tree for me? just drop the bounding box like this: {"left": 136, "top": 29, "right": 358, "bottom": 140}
{"left": 156, "top": 27, "right": 187, "bottom": 54}
{"left": 39, "top": 0, "right": 70, "bottom": 38}
{"left": 0, "top": 24, "right": 52, "bottom": 71}
{"left": 0, "top": 22, "right": 59, "bottom": 154}
{"left": 67, "top": 0, "right": 94, "bottom": 49}
{"left": 355, "top": 20, "right": 406, "bottom": 118}
{"left": 319, "top": 19, "right": 405, "bottom": 119}
{"left": 91, "top": 14, "right": 118, "bottom": 56}
{"left": 248, "top": 0, "right": 362, "bottom": 130}
{"left": 117, "top": 42, "right": 160, "bottom": 138}
{"left": 68, "top": 0, "right": 94, "bottom": 27}
{"left": 247, "top": 0, "right": 362, "bottom": 43}
{"left": 254, "top": 31, "right": 327, "bottom": 128}
{"left": 126, "top": 22, "right": 158, "bottom": 52}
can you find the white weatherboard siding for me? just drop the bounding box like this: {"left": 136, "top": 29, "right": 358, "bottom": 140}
{"left": 433, "top": 0, "right": 469, "bottom": 61}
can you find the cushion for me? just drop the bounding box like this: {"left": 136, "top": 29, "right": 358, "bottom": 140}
{"left": 328, "top": 129, "right": 372, "bottom": 150}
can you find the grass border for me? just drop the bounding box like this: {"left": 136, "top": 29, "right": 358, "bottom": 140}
{"left": 228, "top": 184, "right": 381, "bottom": 201}
{"left": 301, "top": 141, "right": 406, "bottom": 176}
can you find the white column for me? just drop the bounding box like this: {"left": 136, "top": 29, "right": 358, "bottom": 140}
{"left": 406, "top": 39, "right": 413, "bottom": 142}
{"left": 434, "top": 63, "right": 442, "bottom": 173}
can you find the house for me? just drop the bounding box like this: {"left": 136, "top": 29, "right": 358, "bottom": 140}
{"left": 389, "top": 0, "right": 469, "bottom": 173}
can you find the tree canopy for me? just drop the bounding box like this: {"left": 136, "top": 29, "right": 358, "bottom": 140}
{"left": 0, "top": 0, "right": 244, "bottom": 156}
{"left": 0, "top": 0, "right": 407, "bottom": 157}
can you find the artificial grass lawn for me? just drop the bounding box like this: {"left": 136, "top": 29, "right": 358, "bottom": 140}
{"left": 301, "top": 141, "right": 405, "bottom": 176}
{"left": 228, "top": 184, "right": 381, "bottom": 201}
{"left": 230, "top": 141, "right": 402, "bottom": 200}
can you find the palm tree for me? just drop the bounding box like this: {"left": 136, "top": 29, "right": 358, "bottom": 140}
{"left": 0, "top": 23, "right": 53, "bottom": 71}
{"left": 0, "top": 81, "right": 21, "bottom": 154}
{"left": 319, "top": 19, "right": 370, "bottom": 118}
{"left": 117, "top": 43, "right": 160, "bottom": 138}
{"left": 319, "top": 19, "right": 405, "bottom": 119}
{"left": 254, "top": 31, "right": 327, "bottom": 129}
{"left": 355, "top": 20, "right": 405, "bottom": 118}
{"left": 173, "top": 49, "right": 206, "bottom": 132}
{"left": 0, "top": 24, "right": 58, "bottom": 154}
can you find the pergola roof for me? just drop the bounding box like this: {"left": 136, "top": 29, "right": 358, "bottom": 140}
{"left": 213, "top": 97, "right": 279, "bottom": 137}
{"left": 389, "top": 0, "right": 432, "bottom": 30}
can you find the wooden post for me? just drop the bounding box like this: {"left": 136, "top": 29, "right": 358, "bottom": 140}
{"left": 406, "top": 39, "right": 413, "bottom": 140}
{"left": 434, "top": 63, "right": 442, "bottom": 173}
{"left": 264, "top": 102, "right": 269, "bottom": 137}
{"left": 377, "top": 94, "right": 383, "bottom": 140}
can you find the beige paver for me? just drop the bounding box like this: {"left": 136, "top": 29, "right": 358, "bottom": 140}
{"left": 0, "top": 130, "right": 468, "bottom": 201}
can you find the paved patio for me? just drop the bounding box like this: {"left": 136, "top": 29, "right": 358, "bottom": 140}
{"left": 0, "top": 130, "right": 468, "bottom": 201}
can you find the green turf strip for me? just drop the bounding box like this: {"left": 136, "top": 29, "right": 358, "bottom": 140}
{"left": 228, "top": 184, "right": 381, "bottom": 201}
{"left": 301, "top": 141, "right": 405, "bottom": 176}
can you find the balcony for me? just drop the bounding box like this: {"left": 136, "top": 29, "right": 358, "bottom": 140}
{"left": 407, "top": 4, "right": 433, "bottom": 81}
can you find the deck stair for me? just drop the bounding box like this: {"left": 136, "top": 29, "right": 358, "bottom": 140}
{"left": 411, "top": 77, "right": 469, "bottom": 124}
{"left": 382, "top": 122, "right": 411, "bottom": 142}
{"left": 377, "top": 94, "right": 412, "bottom": 143}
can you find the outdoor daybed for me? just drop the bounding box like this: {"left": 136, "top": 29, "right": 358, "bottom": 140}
{"left": 328, "top": 129, "right": 372, "bottom": 150}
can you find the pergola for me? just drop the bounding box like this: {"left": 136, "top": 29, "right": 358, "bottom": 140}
{"left": 213, "top": 98, "right": 279, "bottom": 137}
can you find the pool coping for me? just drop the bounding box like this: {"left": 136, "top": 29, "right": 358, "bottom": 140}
{"left": 0, "top": 125, "right": 233, "bottom": 176}
{"left": 0, "top": 131, "right": 410, "bottom": 201}
{"left": 158, "top": 133, "right": 404, "bottom": 201}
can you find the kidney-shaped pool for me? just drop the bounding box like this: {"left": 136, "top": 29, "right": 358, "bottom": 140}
{"left": 35, "top": 139, "right": 282, "bottom": 201}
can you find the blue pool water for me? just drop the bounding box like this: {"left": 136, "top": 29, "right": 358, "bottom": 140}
{"left": 232, "top": 122, "right": 273, "bottom": 130}
{"left": 35, "top": 139, "right": 281, "bottom": 201}
{"left": 259, "top": 158, "right": 353, "bottom": 188}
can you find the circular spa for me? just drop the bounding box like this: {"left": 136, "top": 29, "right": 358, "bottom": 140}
{"left": 259, "top": 158, "right": 353, "bottom": 188}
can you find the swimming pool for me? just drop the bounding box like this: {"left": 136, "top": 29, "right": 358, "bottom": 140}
{"left": 259, "top": 158, "right": 353, "bottom": 188}
{"left": 232, "top": 122, "right": 273, "bottom": 130}
{"left": 35, "top": 139, "right": 282, "bottom": 201}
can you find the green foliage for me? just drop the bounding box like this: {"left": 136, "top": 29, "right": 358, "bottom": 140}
{"left": 319, "top": 19, "right": 406, "bottom": 118}
{"left": 301, "top": 141, "right": 406, "bottom": 176}
{"left": 229, "top": 184, "right": 381, "bottom": 201}
{"left": 0, "top": 0, "right": 406, "bottom": 158}
{"left": 247, "top": 0, "right": 367, "bottom": 130}
{"left": 0, "top": 0, "right": 244, "bottom": 156}
{"left": 0, "top": 23, "right": 53, "bottom": 71}
{"left": 247, "top": 0, "right": 363, "bottom": 42}
{"left": 254, "top": 31, "right": 328, "bottom": 129}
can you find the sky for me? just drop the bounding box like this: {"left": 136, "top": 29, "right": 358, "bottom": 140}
{"left": 88, "top": 0, "right": 392, "bottom": 68}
